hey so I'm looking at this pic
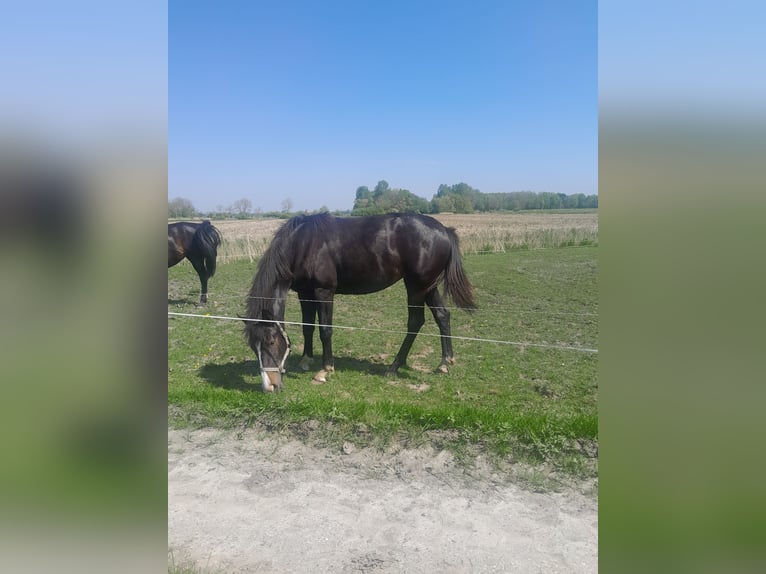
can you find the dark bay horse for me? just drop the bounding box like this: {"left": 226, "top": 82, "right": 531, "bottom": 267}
{"left": 168, "top": 220, "right": 222, "bottom": 305}
{"left": 244, "top": 213, "right": 476, "bottom": 392}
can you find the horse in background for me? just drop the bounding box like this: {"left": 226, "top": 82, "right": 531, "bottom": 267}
{"left": 244, "top": 212, "right": 476, "bottom": 392}
{"left": 168, "top": 220, "right": 222, "bottom": 305}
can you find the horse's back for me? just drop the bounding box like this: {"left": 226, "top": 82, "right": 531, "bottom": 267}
{"left": 289, "top": 213, "right": 451, "bottom": 294}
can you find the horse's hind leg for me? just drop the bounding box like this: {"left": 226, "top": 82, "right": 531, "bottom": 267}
{"left": 188, "top": 256, "right": 208, "bottom": 305}
{"left": 198, "top": 273, "right": 209, "bottom": 305}
{"left": 426, "top": 289, "right": 454, "bottom": 373}
{"left": 386, "top": 288, "right": 426, "bottom": 375}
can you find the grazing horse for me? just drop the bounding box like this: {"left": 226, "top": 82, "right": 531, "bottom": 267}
{"left": 168, "top": 220, "right": 222, "bottom": 305}
{"left": 244, "top": 212, "right": 476, "bottom": 392}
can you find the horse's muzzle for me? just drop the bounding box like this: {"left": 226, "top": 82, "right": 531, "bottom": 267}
{"left": 260, "top": 368, "right": 283, "bottom": 392}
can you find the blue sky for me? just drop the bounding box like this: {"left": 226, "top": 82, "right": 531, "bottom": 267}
{"left": 2, "top": 1, "right": 166, "bottom": 145}
{"left": 599, "top": 1, "right": 766, "bottom": 116}
{"left": 170, "top": 0, "right": 597, "bottom": 213}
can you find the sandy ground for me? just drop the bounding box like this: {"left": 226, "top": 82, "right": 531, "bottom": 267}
{"left": 168, "top": 429, "right": 597, "bottom": 573}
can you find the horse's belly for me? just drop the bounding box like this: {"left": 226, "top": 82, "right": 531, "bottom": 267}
{"left": 168, "top": 243, "right": 185, "bottom": 267}
{"left": 335, "top": 271, "right": 401, "bottom": 295}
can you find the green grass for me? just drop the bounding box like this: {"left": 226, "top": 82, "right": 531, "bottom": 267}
{"left": 168, "top": 247, "right": 598, "bottom": 479}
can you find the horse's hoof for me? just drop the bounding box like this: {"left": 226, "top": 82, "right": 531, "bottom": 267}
{"left": 299, "top": 357, "right": 313, "bottom": 371}
{"left": 437, "top": 364, "right": 449, "bottom": 374}
{"left": 312, "top": 370, "right": 328, "bottom": 384}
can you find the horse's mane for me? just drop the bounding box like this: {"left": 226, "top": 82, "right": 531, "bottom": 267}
{"left": 245, "top": 213, "right": 334, "bottom": 320}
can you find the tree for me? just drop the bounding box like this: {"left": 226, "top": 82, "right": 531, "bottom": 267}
{"left": 231, "top": 198, "right": 252, "bottom": 217}
{"left": 571, "top": 193, "right": 586, "bottom": 208}
{"left": 351, "top": 182, "right": 429, "bottom": 215}
{"left": 452, "top": 182, "right": 475, "bottom": 196}
{"left": 281, "top": 197, "right": 293, "bottom": 212}
{"left": 432, "top": 184, "right": 477, "bottom": 212}
{"left": 168, "top": 197, "right": 196, "bottom": 219}
{"left": 373, "top": 180, "right": 390, "bottom": 198}
{"left": 451, "top": 194, "right": 474, "bottom": 213}
{"left": 430, "top": 195, "right": 454, "bottom": 213}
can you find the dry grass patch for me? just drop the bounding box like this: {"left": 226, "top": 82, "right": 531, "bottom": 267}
{"left": 213, "top": 219, "right": 285, "bottom": 262}
{"left": 176, "top": 211, "right": 598, "bottom": 263}
{"left": 431, "top": 212, "right": 598, "bottom": 253}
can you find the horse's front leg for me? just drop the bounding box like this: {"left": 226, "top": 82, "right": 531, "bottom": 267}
{"left": 312, "top": 290, "right": 335, "bottom": 383}
{"left": 298, "top": 296, "right": 317, "bottom": 372}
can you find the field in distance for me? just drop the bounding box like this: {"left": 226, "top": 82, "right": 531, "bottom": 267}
{"left": 179, "top": 210, "right": 599, "bottom": 262}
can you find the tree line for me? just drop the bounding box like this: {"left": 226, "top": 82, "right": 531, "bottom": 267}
{"left": 352, "top": 181, "right": 597, "bottom": 215}
{"left": 168, "top": 196, "right": 302, "bottom": 220}
{"left": 169, "top": 181, "right": 597, "bottom": 219}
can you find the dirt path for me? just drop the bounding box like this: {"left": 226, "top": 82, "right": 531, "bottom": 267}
{"left": 168, "top": 429, "right": 597, "bottom": 573}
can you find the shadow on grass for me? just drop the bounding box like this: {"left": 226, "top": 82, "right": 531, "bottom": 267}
{"left": 305, "top": 356, "right": 391, "bottom": 377}
{"left": 198, "top": 355, "right": 405, "bottom": 392}
{"left": 167, "top": 297, "right": 196, "bottom": 306}
{"left": 287, "top": 355, "right": 422, "bottom": 379}
{"left": 198, "top": 360, "right": 261, "bottom": 392}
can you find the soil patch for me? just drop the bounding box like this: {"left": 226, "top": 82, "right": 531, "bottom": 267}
{"left": 169, "top": 428, "right": 597, "bottom": 573}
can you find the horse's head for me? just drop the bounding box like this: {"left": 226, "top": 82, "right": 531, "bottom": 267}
{"left": 245, "top": 315, "right": 290, "bottom": 392}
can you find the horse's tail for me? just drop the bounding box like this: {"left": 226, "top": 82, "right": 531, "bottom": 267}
{"left": 443, "top": 227, "right": 477, "bottom": 311}
{"left": 192, "top": 220, "right": 222, "bottom": 277}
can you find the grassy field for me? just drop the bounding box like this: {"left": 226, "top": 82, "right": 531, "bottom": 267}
{"left": 168, "top": 212, "right": 598, "bottom": 483}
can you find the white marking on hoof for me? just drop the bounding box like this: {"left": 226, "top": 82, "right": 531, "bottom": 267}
{"left": 437, "top": 364, "right": 449, "bottom": 374}
{"left": 312, "top": 369, "right": 328, "bottom": 384}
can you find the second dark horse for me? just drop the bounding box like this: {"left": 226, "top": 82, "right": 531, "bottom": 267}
{"left": 244, "top": 213, "right": 476, "bottom": 392}
{"left": 168, "top": 220, "right": 222, "bottom": 305}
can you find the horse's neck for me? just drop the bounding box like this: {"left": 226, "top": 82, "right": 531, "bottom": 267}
{"left": 266, "top": 282, "right": 289, "bottom": 320}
